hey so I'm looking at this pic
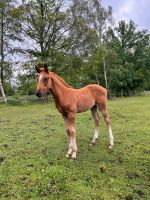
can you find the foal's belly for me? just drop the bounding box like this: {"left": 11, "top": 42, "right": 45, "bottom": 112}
{"left": 77, "top": 99, "right": 95, "bottom": 113}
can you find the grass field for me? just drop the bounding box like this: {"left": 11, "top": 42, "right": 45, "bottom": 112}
{"left": 0, "top": 96, "right": 149, "bottom": 200}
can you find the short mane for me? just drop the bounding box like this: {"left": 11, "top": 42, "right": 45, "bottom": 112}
{"left": 50, "top": 71, "right": 72, "bottom": 88}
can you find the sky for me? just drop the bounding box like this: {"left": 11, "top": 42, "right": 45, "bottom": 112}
{"left": 101, "top": 0, "right": 150, "bottom": 31}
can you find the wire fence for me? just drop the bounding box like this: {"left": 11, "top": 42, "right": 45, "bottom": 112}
{"left": 0, "top": 91, "right": 149, "bottom": 105}
{"left": 0, "top": 94, "right": 53, "bottom": 106}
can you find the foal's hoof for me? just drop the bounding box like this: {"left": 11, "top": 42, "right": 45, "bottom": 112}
{"left": 91, "top": 140, "right": 96, "bottom": 145}
{"left": 70, "top": 157, "right": 76, "bottom": 161}
{"left": 66, "top": 153, "right": 72, "bottom": 158}
{"left": 71, "top": 152, "right": 76, "bottom": 160}
{"left": 108, "top": 144, "right": 114, "bottom": 150}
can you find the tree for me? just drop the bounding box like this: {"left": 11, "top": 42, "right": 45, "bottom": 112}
{"left": 56, "top": 0, "right": 113, "bottom": 88}
{"left": 105, "top": 20, "right": 150, "bottom": 95}
{"left": 19, "top": 0, "right": 77, "bottom": 63}
{"left": 68, "top": 0, "right": 112, "bottom": 55}
{"left": 0, "top": 0, "right": 22, "bottom": 103}
{"left": 17, "top": 63, "right": 37, "bottom": 95}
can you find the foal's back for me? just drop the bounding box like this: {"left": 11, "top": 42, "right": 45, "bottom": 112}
{"left": 68, "top": 84, "right": 107, "bottom": 113}
{"left": 74, "top": 84, "right": 107, "bottom": 101}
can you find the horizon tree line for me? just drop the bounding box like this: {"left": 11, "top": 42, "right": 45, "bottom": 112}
{"left": 0, "top": 0, "right": 150, "bottom": 103}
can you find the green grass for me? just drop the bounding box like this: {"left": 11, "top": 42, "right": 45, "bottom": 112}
{"left": 0, "top": 96, "right": 149, "bottom": 200}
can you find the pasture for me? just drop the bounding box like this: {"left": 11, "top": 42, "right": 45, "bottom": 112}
{"left": 0, "top": 96, "right": 149, "bottom": 199}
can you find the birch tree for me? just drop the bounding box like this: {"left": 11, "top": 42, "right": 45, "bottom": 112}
{"left": 0, "top": 0, "right": 22, "bottom": 103}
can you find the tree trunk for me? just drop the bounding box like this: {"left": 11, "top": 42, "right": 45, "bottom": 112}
{"left": 103, "top": 57, "right": 108, "bottom": 88}
{"left": 0, "top": 76, "right": 7, "bottom": 104}
{"left": 0, "top": 6, "right": 7, "bottom": 104}
{"left": 96, "top": 75, "right": 99, "bottom": 85}
{"left": 103, "top": 57, "right": 110, "bottom": 99}
{"left": 1, "top": 6, "right": 4, "bottom": 84}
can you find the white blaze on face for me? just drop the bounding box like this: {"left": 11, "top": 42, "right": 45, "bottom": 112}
{"left": 39, "top": 74, "right": 43, "bottom": 82}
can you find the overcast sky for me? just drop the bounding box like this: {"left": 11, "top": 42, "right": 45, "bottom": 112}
{"left": 101, "top": 0, "right": 150, "bottom": 31}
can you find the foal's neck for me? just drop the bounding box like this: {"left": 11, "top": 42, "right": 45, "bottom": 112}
{"left": 50, "top": 73, "right": 68, "bottom": 104}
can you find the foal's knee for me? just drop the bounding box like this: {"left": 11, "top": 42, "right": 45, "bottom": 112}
{"left": 66, "top": 128, "right": 70, "bottom": 136}
{"left": 68, "top": 126, "right": 75, "bottom": 135}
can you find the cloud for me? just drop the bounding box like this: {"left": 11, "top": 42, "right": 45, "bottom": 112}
{"left": 119, "top": 0, "right": 135, "bottom": 15}
{"left": 113, "top": 0, "right": 137, "bottom": 23}
{"left": 102, "top": 0, "right": 150, "bottom": 31}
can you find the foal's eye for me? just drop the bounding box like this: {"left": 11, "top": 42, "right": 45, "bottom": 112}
{"left": 43, "top": 77, "right": 49, "bottom": 85}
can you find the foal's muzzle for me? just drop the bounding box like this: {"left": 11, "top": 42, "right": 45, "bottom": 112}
{"left": 35, "top": 90, "right": 43, "bottom": 98}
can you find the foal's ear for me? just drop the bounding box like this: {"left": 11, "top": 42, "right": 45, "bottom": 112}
{"left": 35, "top": 65, "right": 40, "bottom": 73}
{"left": 44, "top": 64, "right": 49, "bottom": 73}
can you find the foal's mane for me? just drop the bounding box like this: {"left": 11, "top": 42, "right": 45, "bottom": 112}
{"left": 49, "top": 71, "right": 72, "bottom": 88}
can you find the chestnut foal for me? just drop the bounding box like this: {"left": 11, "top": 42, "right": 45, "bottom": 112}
{"left": 35, "top": 65, "right": 114, "bottom": 159}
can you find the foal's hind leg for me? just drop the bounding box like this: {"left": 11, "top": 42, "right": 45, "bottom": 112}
{"left": 99, "top": 104, "right": 114, "bottom": 149}
{"left": 91, "top": 105, "right": 100, "bottom": 144}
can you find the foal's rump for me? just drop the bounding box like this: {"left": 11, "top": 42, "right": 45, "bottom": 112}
{"left": 75, "top": 84, "right": 107, "bottom": 113}
{"left": 89, "top": 84, "right": 108, "bottom": 109}
{"left": 88, "top": 84, "right": 107, "bottom": 97}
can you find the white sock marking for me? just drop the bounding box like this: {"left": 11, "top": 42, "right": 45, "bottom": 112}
{"left": 109, "top": 126, "right": 114, "bottom": 146}
{"left": 94, "top": 128, "right": 99, "bottom": 139}
{"left": 67, "top": 137, "right": 73, "bottom": 155}
{"left": 92, "top": 128, "right": 99, "bottom": 143}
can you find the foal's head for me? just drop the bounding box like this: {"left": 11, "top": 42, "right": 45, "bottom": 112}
{"left": 35, "top": 64, "right": 52, "bottom": 98}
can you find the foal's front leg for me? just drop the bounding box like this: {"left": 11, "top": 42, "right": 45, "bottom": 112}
{"left": 63, "top": 116, "right": 72, "bottom": 157}
{"left": 66, "top": 135, "right": 73, "bottom": 157}
{"left": 64, "top": 113, "right": 77, "bottom": 159}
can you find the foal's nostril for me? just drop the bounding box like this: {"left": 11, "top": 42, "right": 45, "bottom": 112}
{"left": 36, "top": 91, "right": 42, "bottom": 98}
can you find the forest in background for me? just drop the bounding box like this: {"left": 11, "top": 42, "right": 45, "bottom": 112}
{"left": 0, "top": 0, "right": 150, "bottom": 103}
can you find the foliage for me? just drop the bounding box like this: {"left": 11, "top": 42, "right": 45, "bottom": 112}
{"left": 17, "top": 64, "right": 37, "bottom": 95}
{"left": 0, "top": 0, "right": 23, "bottom": 80}
{"left": 0, "top": 0, "right": 150, "bottom": 97}
{"left": 104, "top": 20, "right": 150, "bottom": 95}
{"left": 19, "top": 0, "right": 76, "bottom": 62}
{"left": 0, "top": 0, "right": 23, "bottom": 102}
